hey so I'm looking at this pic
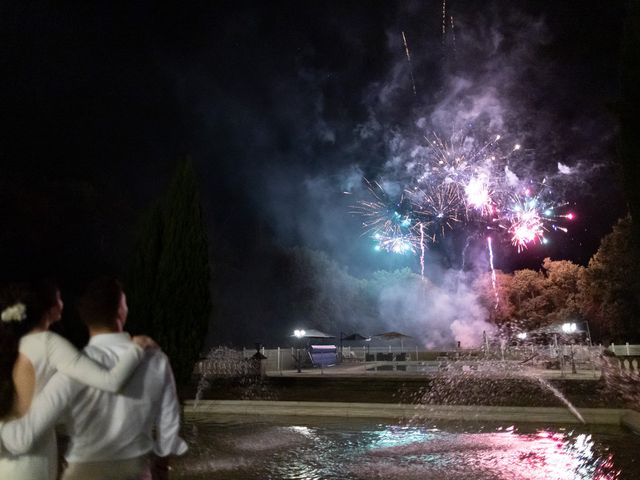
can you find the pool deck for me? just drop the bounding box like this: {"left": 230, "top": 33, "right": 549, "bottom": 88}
{"left": 269, "top": 361, "right": 602, "bottom": 380}
{"left": 187, "top": 362, "right": 640, "bottom": 432}
{"left": 184, "top": 399, "right": 640, "bottom": 431}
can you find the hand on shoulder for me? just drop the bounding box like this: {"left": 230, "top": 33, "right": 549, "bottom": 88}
{"left": 132, "top": 335, "right": 159, "bottom": 350}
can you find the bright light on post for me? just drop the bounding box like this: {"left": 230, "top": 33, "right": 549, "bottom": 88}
{"left": 293, "top": 329, "right": 306, "bottom": 373}
{"left": 561, "top": 322, "right": 577, "bottom": 334}
{"left": 516, "top": 332, "right": 527, "bottom": 340}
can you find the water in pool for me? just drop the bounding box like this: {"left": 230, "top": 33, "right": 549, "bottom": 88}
{"left": 172, "top": 414, "right": 639, "bottom": 479}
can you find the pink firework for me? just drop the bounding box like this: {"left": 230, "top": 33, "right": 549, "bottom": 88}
{"left": 510, "top": 207, "right": 544, "bottom": 252}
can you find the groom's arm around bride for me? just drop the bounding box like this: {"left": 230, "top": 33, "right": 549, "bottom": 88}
{"left": 0, "top": 277, "right": 187, "bottom": 480}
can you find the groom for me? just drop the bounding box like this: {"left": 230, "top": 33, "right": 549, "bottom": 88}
{"left": 0, "top": 277, "right": 187, "bottom": 479}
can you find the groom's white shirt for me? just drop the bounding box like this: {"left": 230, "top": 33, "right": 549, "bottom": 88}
{"left": 0, "top": 332, "right": 187, "bottom": 462}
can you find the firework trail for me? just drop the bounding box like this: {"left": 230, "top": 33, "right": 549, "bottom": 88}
{"left": 441, "top": 0, "right": 447, "bottom": 46}
{"left": 419, "top": 222, "right": 425, "bottom": 276}
{"left": 487, "top": 236, "right": 499, "bottom": 309}
{"left": 441, "top": 0, "right": 456, "bottom": 56}
{"left": 401, "top": 31, "right": 417, "bottom": 96}
{"left": 461, "top": 234, "right": 474, "bottom": 270}
{"left": 450, "top": 14, "right": 456, "bottom": 55}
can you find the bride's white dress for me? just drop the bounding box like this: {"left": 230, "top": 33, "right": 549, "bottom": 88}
{"left": 0, "top": 331, "right": 143, "bottom": 479}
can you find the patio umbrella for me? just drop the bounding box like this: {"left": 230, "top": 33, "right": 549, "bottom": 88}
{"left": 341, "top": 333, "right": 369, "bottom": 341}
{"left": 339, "top": 332, "right": 370, "bottom": 359}
{"left": 373, "top": 331, "right": 414, "bottom": 351}
{"left": 373, "top": 331, "right": 413, "bottom": 340}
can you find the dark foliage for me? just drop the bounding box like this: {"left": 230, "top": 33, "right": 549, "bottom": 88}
{"left": 127, "top": 158, "right": 212, "bottom": 384}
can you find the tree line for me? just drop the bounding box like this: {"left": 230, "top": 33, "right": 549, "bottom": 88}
{"left": 126, "top": 157, "right": 639, "bottom": 386}
{"left": 475, "top": 216, "right": 640, "bottom": 343}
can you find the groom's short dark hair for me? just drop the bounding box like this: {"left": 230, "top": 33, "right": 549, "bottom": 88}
{"left": 78, "top": 277, "right": 123, "bottom": 329}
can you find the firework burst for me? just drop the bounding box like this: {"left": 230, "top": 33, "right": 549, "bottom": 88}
{"left": 464, "top": 175, "right": 494, "bottom": 216}
{"left": 410, "top": 183, "right": 462, "bottom": 240}
{"left": 498, "top": 183, "right": 575, "bottom": 252}
{"left": 352, "top": 127, "right": 575, "bottom": 259}
{"left": 352, "top": 179, "right": 420, "bottom": 254}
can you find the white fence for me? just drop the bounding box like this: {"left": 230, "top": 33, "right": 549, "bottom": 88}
{"left": 608, "top": 343, "right": 640, "bottom": 356}
{"left": 230, "top": 344, "right": 640, "bottom": 372}
{"left": 218, "top": 344, "right": 640, "bottom": 374}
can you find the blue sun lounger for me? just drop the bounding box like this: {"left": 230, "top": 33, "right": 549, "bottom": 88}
{"left": 309, "top": 344, "right": 337, "bottom": 367}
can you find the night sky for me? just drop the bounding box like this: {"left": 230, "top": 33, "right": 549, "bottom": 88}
{"left": 0, "top": 1, "right": 628, "bottom": 344}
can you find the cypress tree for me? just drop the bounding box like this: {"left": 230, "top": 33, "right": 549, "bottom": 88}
{"left": 128, "top": 157, "right": 212, "bottom": 385}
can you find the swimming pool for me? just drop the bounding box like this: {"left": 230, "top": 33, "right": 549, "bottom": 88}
{"left": 172, "top": 414, "right": 639, "bottom": 479}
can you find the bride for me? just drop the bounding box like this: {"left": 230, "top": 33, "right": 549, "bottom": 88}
{"left": 0, "top": 281, "right": 154, "bottom": 479}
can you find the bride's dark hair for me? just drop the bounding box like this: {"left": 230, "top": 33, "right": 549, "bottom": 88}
{"left": 0, "top": 280, "right": 59, "bottom": 419}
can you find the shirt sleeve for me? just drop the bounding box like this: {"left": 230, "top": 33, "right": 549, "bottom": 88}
{"left": 45, "top": 332, "right": 144, "bottom": 393}
{"left": 0, "top": 372, "right": 81, "bottom": 454}
{"left": 153, "top": 353, "right": 188, "bottom": 457}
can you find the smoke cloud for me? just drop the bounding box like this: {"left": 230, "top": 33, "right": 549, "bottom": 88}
{"left": 172, "top": 2, "right": 624, "bottom": 345}
{"left": 376, "top": 269, "right": 494, "bottom": 348}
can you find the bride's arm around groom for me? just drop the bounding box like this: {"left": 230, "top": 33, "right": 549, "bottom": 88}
{"left": 0, "top": 276, "right": 187, "bottom": 480}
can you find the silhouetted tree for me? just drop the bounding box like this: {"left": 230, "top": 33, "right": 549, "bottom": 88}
{"left": 128, "top": 158, "right": 212, "bottom": 384}
{"left": 580, "top": 216, "right": 640, "bottom": 342}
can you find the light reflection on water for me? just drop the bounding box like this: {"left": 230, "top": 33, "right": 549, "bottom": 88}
{"left": 174, "top": 416, "right": 637, "bottom": 479}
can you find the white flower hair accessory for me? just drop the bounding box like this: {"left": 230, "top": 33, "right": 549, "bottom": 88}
{"left": 1, "top": 303, "right": 27, "bottom": 323}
